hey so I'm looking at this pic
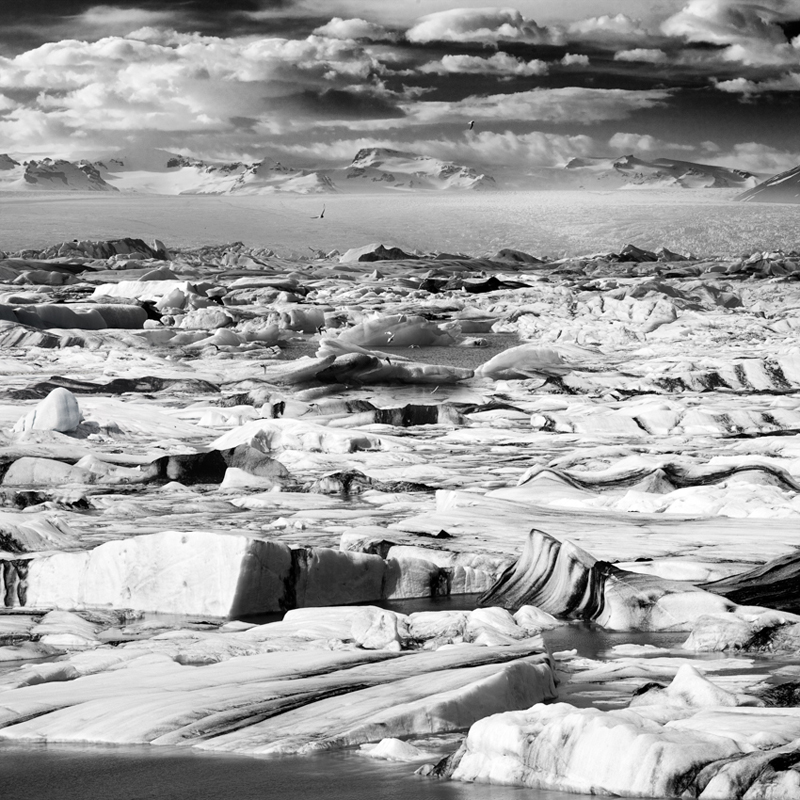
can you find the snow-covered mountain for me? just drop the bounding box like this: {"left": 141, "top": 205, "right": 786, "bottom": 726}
{"left": 92, "top": 148, "right": 333, "bottom": 195}
{"left": 93, "top": 147, "right": 494, "bottom": 194}
{"left": 736, "top": 165, "right": 800, "bottom": 203}
{"left": 0, "top": 147, "right": 766, "bottom": 195}
{"left": 331, "top": 147, "right": 496, "bottom": 191}
{"left": 558, "top": 155, "right": 759, "bottom": 190}
{"left": 0, "top": 146, "right": 495, "bottom": 195}
{"left": 0, "top": 156, "right": 117, "bottom": 191}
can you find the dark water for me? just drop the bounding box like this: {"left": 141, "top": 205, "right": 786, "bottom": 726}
{"left": 0, "top": 622, "right": 692, "bottom": 800}
{"left": 0, "top": 745, "right": 572, "bottom": 800}
{"left": 0, "top": 605, "right": 752, "bottom": 800}
{"left": 281, "top": 332, "right": 521, "bottom": 373}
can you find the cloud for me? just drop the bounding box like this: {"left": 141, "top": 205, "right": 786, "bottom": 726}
{"left": 289, "top": 1, "right": 689, "bottom": 29}
{"left": 560, "top": 53, "right": 590, "bottom": 66}
{"left": 662, "top": 0, "right": 789, "bottom": 45}
{"left": 0, "top": 30, "right": 399, "bottom": 152}
{"left": 313, "top": 17, "right": 395, "bottom": 41}
{"left": 0, "top": 33, "right": 388, "bottom": 93}
{"left": 567, "top": 13, "right": 650, "bottom": 41}
{"left": 447, "top": 129, "right": 597, "bottom": 167}
{"left": 662, "top": 1, "right": 800, "bottom": 66}
{"left": 705, "top": 140, "right": 800, "bottom": 172}
{"left": 78, "top": 5, "right": 181, "bottom": 33}
{"left": 608, "top": 131, "right": 695, "bottom": 153}
{"left": 717, "top": 38, "right": 800, "bottom": 65}
{"left": 419, "top": 52, "right": 548, "bottom": 77}
{"left": 714, "top": 70, "right": 800, "bottom": 91}
{"left": 405, "top": 8, "right": 561, "bottom": 45}
{"left": 402, "top": 87, "right": 672, "bottom": 127}
{"left": 275, "top": 129, "right": 598, "bottom": 168}
{"left": 614, "top": 48, "right": 669, "bottom": 63}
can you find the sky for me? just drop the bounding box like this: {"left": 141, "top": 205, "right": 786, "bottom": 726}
{"left": 1, "top": 1, "right": 800, "bottom": 175}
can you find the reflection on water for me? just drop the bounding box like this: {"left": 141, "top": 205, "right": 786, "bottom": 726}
{"left": 2, "top": 620, "right": 795, "bottom": 799}
{"left": 543, "top": 624, "right": 688, "bottom": 661}
{"left": 0, "top": 744, "right": 569, "bottom": 800}
{"left": 281, "top": 332, "right": 521, "bottom": 373}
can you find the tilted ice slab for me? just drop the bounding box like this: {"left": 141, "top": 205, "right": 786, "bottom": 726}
{"left": 478, "top": 529, "right": 800, "bottom": 632}
{"left": 0, "top": 611, "right": 555, "bottom": 754}
{"left": 0, "top": 510, "right": 78, "bottom": 555}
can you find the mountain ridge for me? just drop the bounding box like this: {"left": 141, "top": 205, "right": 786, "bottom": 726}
{"left": 0, "top": 147, "right": 768, "bottom": 195}
{"left": 736, "top": 165, "right": 800, "bottom": 204}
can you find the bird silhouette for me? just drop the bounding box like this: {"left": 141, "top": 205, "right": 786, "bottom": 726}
{"left": 311, "top": 204, "right": 326, "bottom": 219}
{"left": 468, "top": 120, "right": 475, "bottom": 130}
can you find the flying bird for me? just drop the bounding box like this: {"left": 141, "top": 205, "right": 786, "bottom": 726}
{"left": 468, "top": 120, "right": 475, "bottom": 130}
{"left": 311, "top": 204, "right": 326, "bottom": 219}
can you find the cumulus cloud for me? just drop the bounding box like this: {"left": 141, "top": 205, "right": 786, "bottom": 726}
{"left": 706, "top": 140, "right": 800, "bottom": 173}
{"left": 448, "top": 129, "right": 597, "bottom": 167}
{"left": 567, "top": 13, "right": 650, "bottom": 41}
{"left": 561, "top": 53, "right": 590, "bottom": 66}
{"left": 402, "top": 87, "right": 672, "bottom": 127}
{"left": 609, "top": 131, "right": 695, "bottom": 153}
{"left": 276, "top": 129, "right": 598, "bottom": 168}
{"left": 419, "top": 52, "right": 548, "bottom": 77}
{"left": 661, "top": 1, "right": 800, "bottom": 66}
{"left": 714, "top": 70, "right": 800, "bottom": 91}
{"left": 406, "top": 8, "right": 561, "bottom": 45}
{"left": 78, "top": 5, "right": 181, "bottom": 33}
{"left": 614, "top": 48, "right": 669, "bottom": 62}
{"left": 719, "top": 39, "right": 800, "bottom": 65}
{"left": 0, "top": 31, "right": 399, "bottom": 152}
{"left": 0, "top": 32, "right": 388, "bottom": 93}
{"left": 662, "top": 0, "right": 789, "bottom": 45}
{"left": 313, "top": 17, "right": 395, "bottom": 41}
{"left": 274, "top": 1, "right": 682, "bottom": 29}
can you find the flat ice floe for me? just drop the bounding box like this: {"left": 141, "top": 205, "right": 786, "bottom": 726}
{"left": 4, "top": 236, "right": 800, "bottom": 792}
{"left": 434, "top": 664, "right": 800, "bottom": 798}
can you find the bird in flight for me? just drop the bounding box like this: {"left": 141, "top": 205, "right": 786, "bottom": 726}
{"left": 468, "top": 120, "right": 475, "bottom": 130}
{"left": 311, "top": 204, "right": 326, "bottom": 219}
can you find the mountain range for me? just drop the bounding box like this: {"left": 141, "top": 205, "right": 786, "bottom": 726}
{"left": 0, "top": 147, "right": 782, "bottom": 197}
{"left": 0, "top": 155, "right": 115, "bottom": 191}
{"left": 560, "top": 155, "right": 759, "bottom": 190}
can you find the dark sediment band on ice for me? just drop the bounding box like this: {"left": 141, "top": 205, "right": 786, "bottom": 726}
{"left": 518, "top": 462, "right": 800, "bottom": 493}
{"left": 478, "top": 529, "right": 606, "bottom": 619}
{"left": 701, "top": 550, "right": 800, "bottom": 613}
{"left": 476, "top": 529, "right": 793, "bottom": 631}
{"left": 5, "top": 229, "right": 800, "bottom": 790}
